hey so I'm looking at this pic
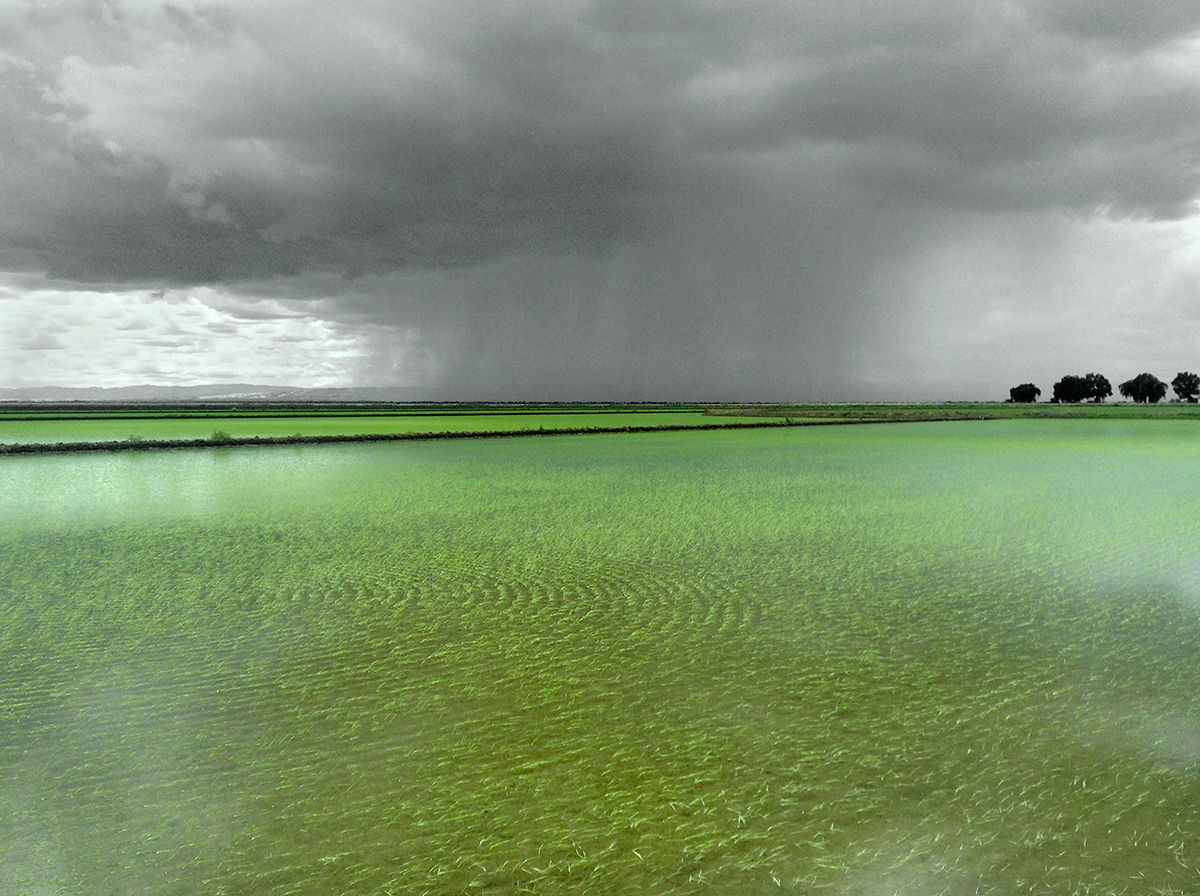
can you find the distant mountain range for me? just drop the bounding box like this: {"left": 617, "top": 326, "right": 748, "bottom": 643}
{"left": 0, "top": 384, "right": 424, "bottom": 403}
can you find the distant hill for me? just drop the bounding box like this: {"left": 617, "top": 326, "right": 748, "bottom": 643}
{"left": 0, "top": 384, "right": 423, "bottom": 403}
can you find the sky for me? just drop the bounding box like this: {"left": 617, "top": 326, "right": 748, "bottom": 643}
{"left": 3, "top": 0, "right": 1200, "bottom": 401}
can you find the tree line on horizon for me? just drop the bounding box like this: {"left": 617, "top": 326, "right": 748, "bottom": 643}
{"left": 1007, "top": 371, "right": 1200, "bottom": 404}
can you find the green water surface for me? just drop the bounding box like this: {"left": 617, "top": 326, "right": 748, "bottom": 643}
{"left": 2, "top": 421, "right": 1199, "bottom": 894}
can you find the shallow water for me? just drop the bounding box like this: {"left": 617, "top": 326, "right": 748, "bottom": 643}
{"left": 2, "top": 421, "right": 1199, "bottom": 894}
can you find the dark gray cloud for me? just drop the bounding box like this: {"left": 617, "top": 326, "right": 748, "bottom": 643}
{"left": 3, "top": 0, "right": 1200, "bottom": 397}
{"left": 4, "top": 0, "right": 1193, "bottom": 279}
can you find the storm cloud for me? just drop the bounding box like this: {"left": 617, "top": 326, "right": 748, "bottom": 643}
{"left": 4, "top": 0, "right": 1200, "bottom": 398}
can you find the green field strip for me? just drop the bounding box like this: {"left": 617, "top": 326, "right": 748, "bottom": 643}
{"left": 6, "top": 399, "right": 1198, "bottom": 453}
{"left": 0, "top": 411, "right": 785, "bottom": 447}
{"left": 0, "top": 419, "right": 845, "bottom": 454}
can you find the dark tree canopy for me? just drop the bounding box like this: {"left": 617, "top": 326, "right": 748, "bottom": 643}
{"left": 1118, "top": 372, "right": 1168, "bottom": 403}
{"left": 1083, "top": 372, "right": 1112, "bottom": 402}
{"left": 1171, "top": 371, "right": 1200, "bottom": 403}
{"left": 1008, "top": 383, "right": 1041, "bottom": 402}
{"left": 1053, "top": 372, "right": 1112, "bottom": 403}
{"left": 1052, "top": 375, "right": 1085, "bottom": 403}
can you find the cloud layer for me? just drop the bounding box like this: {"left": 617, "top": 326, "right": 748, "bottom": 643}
{"left": 4, "top": 1, "right": 1200, "bottom": 397}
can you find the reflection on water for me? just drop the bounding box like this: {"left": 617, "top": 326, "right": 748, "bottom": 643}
{"left": 2, "top": 422, "right": 1199, "bottom": 894}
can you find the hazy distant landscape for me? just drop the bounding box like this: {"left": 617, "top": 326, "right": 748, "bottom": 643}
{"left": 0, "top": 384, "right": 424, "bottom": 403}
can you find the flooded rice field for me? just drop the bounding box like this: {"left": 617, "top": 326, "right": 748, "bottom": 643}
{"left": 1, "top": 420, "right": 1198, "bottom": 895}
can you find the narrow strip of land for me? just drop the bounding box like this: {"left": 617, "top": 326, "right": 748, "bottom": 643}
{"left": 0, "top": 414, "right": 988, "bottom": 455}
{"left": 3, "top": 401, "right": 1197, "bottom": 455}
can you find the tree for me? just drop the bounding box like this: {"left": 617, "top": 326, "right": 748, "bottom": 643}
{"left": 1052, "top": 375, "right": 1088, "bottom": 403}
{"left": 1171, "top": 371, "right": 1200, "bottom": 403}
{"left": 1083, "top": 372, "right": 1111, "bottom": 403}
{"left": 1008, "top": 383, "right": 1040, "bottom": 402}
{"left": 1118, "top": 372, "right": 1168, "bottom": 403}
{"left": 1054, "top": 372, "right": 1112, "bottom": 403}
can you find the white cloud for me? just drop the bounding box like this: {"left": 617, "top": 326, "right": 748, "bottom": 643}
{"left": 0, "top": 276, "right": 438, "bottom": 389}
